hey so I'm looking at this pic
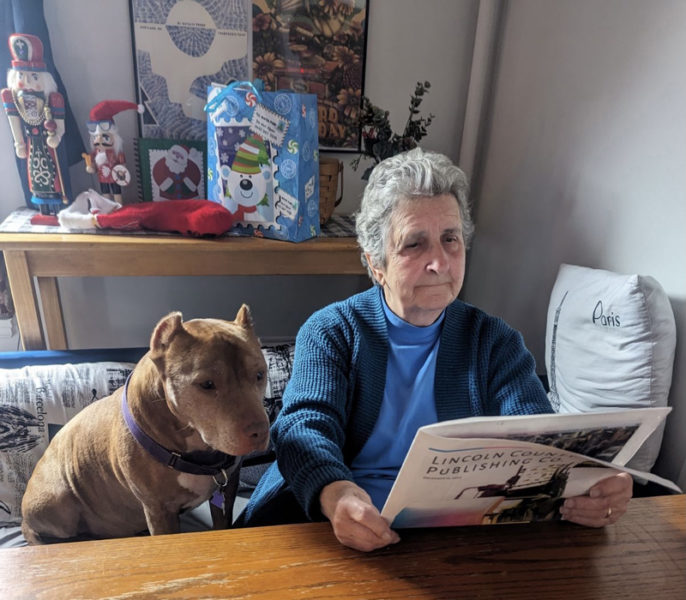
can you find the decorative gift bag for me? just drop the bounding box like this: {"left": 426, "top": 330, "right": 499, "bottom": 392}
{"left": 205, "top": 81, "right": 320, "bottom": 241}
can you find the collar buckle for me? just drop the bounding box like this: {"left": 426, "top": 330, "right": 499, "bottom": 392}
{"left": 167, "top": 451, "right": 181, "bottom": 469}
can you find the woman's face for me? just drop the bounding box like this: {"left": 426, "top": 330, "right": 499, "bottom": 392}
{"left": 367, "top": 194, "right": 466, "bottom": 326}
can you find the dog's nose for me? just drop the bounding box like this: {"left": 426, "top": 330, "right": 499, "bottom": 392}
{"left": 245, "top": 421, "right": 270, "bottom": 450}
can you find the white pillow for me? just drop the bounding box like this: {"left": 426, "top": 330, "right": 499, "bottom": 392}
{"left": 545, "top": 264, "right": 676, "bottom": 473}
{"left": 0, "top": 362, "right": 134, "bottom": 526}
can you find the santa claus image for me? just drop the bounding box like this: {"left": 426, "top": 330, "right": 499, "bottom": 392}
{"left": 86, "top": 100, "right": 142, "bottom": 203}
{"left": 224, "top": 134, "right": 273, "bottom": 223}
{"left": 152, "top": 144, "right": 202, "bottom": 200}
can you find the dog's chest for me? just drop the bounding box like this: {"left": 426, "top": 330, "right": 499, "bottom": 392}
{"left": 177, "top": 473, "right": 216, "bottom": 507}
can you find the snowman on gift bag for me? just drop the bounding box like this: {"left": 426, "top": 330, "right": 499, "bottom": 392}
{"left": 223, "top": 134, "right": 274, "bottom": 223}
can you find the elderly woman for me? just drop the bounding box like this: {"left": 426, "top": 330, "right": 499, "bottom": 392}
{"left": 240, "top": 148, "right": 633, "bottom": 551}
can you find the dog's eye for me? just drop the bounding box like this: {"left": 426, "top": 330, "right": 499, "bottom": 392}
{"left": 199, "top": 380, "right": 215, "bottom": 390}
{"left": 256, "top": 370, "right": 265, "bottom": 382}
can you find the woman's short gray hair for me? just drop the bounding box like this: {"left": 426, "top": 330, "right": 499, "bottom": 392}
{"left": 354, "top": 147, "right": 473, "bottom": 279}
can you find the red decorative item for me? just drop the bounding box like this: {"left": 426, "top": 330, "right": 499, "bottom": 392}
{"left": 57, "top": 191, "right": 234, "bottom": 237}
{"left": 96, "top": 199, "right": 234, "bottom": 236}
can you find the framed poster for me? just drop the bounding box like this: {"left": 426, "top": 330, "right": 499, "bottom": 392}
{"left": 130, "top": 0, "right": 250, "bottom": 140}
{"left": 137, "top": 138, "right": 206, "bottom": 202}
{"left": 252, "top": 0, "right": 368, "bottom": 151}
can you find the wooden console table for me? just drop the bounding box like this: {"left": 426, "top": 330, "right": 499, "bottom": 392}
{"left": 0, "top": 232, "right": 364, "bottom": 351}
{"left": 1, "top": 495, "right": 684, "bottom": 599}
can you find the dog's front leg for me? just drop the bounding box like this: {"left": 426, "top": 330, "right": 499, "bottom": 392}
{"left": 142, "top": 503, "right": 180, "bottom": 536}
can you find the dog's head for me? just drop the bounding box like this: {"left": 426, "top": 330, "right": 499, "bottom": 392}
{"left": 148, "top": 305, "right": 270, "bottom": 456}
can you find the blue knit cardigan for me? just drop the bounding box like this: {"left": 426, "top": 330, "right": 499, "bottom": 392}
{"left": 242, "top": 286, "right": 552, "bottom": 523}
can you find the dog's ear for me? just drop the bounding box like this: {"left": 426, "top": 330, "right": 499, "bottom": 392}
{"left": 150, "top": 312, "right": 184, "bottom": 360}
{"left": 234, "top": 303, "right": 255, "bottom": 333}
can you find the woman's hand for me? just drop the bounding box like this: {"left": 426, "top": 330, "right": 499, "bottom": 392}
{"left": 559, "top": 472, "right": 633, "bottom": 526}
{"left": 319, "top": 480, "right": 400, "bottom": 552}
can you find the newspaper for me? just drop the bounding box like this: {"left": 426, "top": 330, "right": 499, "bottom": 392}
{"left": 381, "top": 407, "right": 680, "bottom": 528}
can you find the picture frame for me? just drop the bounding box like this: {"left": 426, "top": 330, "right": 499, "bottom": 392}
{"left": 136, "top": 138, "right": 206, "bottom": 203}
{"left": 251, "top": 0, "right": 369, "bottom": 151}
{"left": 129, "top": 0, "right": 250, "bottom": 140}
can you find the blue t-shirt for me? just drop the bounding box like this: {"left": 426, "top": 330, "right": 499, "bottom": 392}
{"left": 351, "top": 297, "right": 442, "bottom": 510}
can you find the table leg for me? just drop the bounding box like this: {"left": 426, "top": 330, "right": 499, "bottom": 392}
{"left": 36, "top": 277, "right": 67, "bottom": 350}
{"left": 3, "top": 250, "right": 46, "bottom": 350}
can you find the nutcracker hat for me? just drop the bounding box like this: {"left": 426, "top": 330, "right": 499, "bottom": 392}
{"left": 8, "top": 34, "right": 46, "bottom": 71}
{"left": 231, "top": 134, "right": 268, "bottom": 175}
{"left": 89, "top": 100, "right": 144, "bottom": 123}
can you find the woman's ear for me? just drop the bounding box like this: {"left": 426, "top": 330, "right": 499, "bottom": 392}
{"left": 365, "top": 252, "right": 385, "bottom": 286}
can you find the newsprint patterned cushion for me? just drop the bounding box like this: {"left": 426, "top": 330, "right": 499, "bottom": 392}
{"left": 0, "top": 362, "right": 134, "bottom": 526}
{"left": 240, "top": 344, "right": 295, "bottom": 491}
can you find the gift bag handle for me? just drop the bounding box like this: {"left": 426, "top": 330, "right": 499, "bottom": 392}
{"left": 204, "top": 79, "right": 265, "bottom": 114}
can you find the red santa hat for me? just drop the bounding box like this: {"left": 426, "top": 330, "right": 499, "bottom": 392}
{"left": 89, "top": 100, "right": 144, "bottom": 123}
{"left": 53, "top": 195, "right": 234, "bottom": 237}
{"left": 8, "top": 33, "right": 46, "bottom": 71}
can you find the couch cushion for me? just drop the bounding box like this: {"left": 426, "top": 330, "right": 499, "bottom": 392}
{"left": 0, "top": 361, "right": 135, "bottom": 526}
{"left": 545, "top": 264, "right": 676, "bottom": 473}
{"left": 261, "top": 343, "right": 294, "bottom": 422}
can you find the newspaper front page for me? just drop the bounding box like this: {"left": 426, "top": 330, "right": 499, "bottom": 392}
{"left": 382, "top": 408, "right": 680, "bottom": 528}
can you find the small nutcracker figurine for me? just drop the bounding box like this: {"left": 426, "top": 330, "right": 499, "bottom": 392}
{"left": 85, "top": 100, "right": 142, "bottom": 203}
{"left": 1, "top": 33, "right": 68, "bottom": 215}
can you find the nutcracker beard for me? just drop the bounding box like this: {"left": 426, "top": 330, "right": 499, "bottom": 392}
{"left": 94, "top": 149, "right": 109, "bottom": 166}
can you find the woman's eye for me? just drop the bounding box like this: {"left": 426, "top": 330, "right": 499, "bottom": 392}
{"left": 256, "top": 370, "right": 265, "bottom": 382}
{"left": 199, "top": 380, "right": 215, "bottom": 390}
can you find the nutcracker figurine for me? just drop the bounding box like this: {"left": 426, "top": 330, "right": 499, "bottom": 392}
{"left": 1, "top": 33, "right": 68, "bottom": 215}
{"left": 85, "top": 100, "right": 142, "bottom": 203}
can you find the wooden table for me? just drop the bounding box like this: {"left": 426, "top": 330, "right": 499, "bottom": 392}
{"left": 1, "top": 495, "right": 683, "bottom": 600}
{"left": 0, "top": 232, "right": 364, "bottom": 350}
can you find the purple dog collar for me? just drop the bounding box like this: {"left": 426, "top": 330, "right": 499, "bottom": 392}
{"left": 121, "top": 374, "right": 235, "bottom": 477}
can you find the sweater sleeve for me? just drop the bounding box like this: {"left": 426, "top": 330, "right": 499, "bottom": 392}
{"left": 271, "top": 310, "right": 356, "bottom": 518}
{"left": 484, "top": 321, "right": 553, "bottom": 416}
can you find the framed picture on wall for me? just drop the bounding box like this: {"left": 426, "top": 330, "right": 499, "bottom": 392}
{"left": 130, "top": 0, "right": 250, "bottom": 140}
{"left": 251, "top": 0, "right": 369, "bottom": 151}
{"left": 136, "top": 138, "right": 206, "bottom": 202}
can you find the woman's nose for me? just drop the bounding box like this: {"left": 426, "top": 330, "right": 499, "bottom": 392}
{"left": 426, "top": 244, "right": 449, "bottom": 273}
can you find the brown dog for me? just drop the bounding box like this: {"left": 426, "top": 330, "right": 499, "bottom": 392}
{"left": 21, "top": 305, "right": 270, "bottom": 544}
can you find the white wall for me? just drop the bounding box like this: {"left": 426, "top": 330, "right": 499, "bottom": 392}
{"left": 462, "top": 0, "right": 686, "bottom": 489}
{"left": 0, "top": 0, "right": 479, "bottom": 345}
